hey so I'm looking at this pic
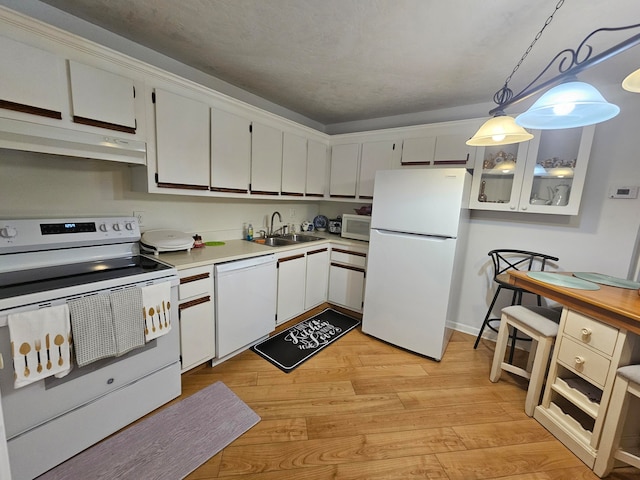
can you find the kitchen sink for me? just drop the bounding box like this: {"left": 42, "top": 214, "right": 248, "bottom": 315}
{"left": 261, "top": 237, "right": 297, "bottom": 247}
{"left": 281, "top": 234, "right": 324, "bottom": 242}
{"left": 257, "top": 234, "right": 324, "bottom": 247}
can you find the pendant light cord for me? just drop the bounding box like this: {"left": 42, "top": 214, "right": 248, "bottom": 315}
{"left": 494, "top": 0, "right": 565, "bottom": 106}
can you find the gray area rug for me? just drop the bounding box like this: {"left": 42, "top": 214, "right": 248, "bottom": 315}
{"left": 38, "top": 381, "right": 260, "bottom": 479}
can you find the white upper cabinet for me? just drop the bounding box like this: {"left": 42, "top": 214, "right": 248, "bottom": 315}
{"left": 0, "top": 36, "right": 142, "bottom": 139}
{"left": 358, "top": 140, "right": 396, "bottom": 199}
{"left": 210, "top": 108, "right": 251, "bottom": 193}
{"left": 400, "top": 136, "right": 436, "bottom": 165}
{"left": 153, "top": 88, "right": 210, "bottom": 190}
{"left": 68, "top": 60, "right": 137, "bottom": 133}
{"left": 0, "top": 35, "right": 64, "bottom": 118}
{"left": 518, "top": 126, "right": 595, "bottom": 215}
{"left": 469, "top": 141, "right": 529, "bottom": 210}
{"left": 434, "top": 133, "right": 474, "bottom": 165}
{"left": 306, "top": 139, "right": 328, "bottom": 197}
{"left": 469, "top": 125, "right": 595, "bottom": 215}
{"left": 251, "top": 122, "right": 283, "bottom": 195}
{"left": 329, "top": 143, "right": 360, "bottom": 198}
{"left": 401, "top": 133, "right": 474, "bottom": 167}
{"left": 281, "top": 131, "right": 307, "bottom": 196}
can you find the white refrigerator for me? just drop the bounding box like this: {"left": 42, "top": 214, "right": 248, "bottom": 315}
{"left": 362, "top": 168, "right": 471, "bottom": 360}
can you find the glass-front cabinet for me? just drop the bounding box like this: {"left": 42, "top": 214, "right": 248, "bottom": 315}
{"left": 469, "top": 125, "right": 595, "bottom": 215}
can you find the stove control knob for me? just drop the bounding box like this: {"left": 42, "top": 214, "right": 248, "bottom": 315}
{"left": 0, "top": 226, "right": 17, "bottom": 238}
{"left": 99, "top": 223, "right": 108, "bottom": 232}
{"left": 124, "top": 222, "right": 134, "bottom": 231}
{"left": 113, "top": 223, "right": 122, "bottom": 231}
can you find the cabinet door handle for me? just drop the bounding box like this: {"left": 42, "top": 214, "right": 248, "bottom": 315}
{"left": 179, "top": 296, "right": 210, "bottom": 310}
{"left": 574, "top": 356, "right": 585, "bottom": 366}
{"left": 581, "top": 328, "right": 592, "bottom": 338}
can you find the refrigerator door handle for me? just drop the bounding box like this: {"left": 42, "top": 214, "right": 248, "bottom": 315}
{"left": 375, "top": 229, "right": 453, "bottom": 241}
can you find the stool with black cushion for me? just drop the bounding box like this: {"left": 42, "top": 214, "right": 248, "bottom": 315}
{"left": 593, "top": 365, "right": 640, "bottom": 477}
{"left": 474, "top": 249, "right": 559, "bottom": 358}
{"left": 490, "top": 305, "right": 562, "bottom": 416}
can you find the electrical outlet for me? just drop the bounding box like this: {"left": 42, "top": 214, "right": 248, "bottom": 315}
{"left": 133, "top": 211, "right": 145, "bottom": 227}
{"left": 288, "top": 208, "right": 296, "bottom": 218}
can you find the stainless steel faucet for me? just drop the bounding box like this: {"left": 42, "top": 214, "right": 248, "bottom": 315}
{"left": 269, "top": 211, "right": 282, "bottom": 236}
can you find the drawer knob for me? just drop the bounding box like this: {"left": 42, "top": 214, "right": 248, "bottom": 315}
{"left": 574, "top": 356, "right": 585, "bottom": 366}
{"left": 581, "top": 327, "right": 592, "bottom": 338}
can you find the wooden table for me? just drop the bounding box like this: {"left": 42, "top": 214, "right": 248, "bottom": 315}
{"left": 508, "top": 270, "right": 640, "bottom": 471}
{"left": 508, "top": 270, "right": 640, "bottom": 335}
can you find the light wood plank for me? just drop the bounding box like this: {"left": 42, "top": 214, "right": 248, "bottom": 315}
{"left": 307, "top": 403, "right": 514, "bottom": 439}
{"left": 452, "top": 419, "right": 555, "bottom": 449}
{"left": 219, "top": 428, "right": 465, "bottom": 476}
{"left": 436, "top": 441, "right": 585, "bottom": 479}
{"left": 257, "top": 364, "right": 428, "bottom": 386}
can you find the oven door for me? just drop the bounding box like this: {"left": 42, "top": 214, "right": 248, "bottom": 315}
{"left": 0, "top": 275, "right": 179, "bottom": 461}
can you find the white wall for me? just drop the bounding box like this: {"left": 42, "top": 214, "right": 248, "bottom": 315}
{"left": 0, "top": 149, "right": 320, "bottom": 240}
{"left": 453, "top": 87, "right": 640, "bottom": 337}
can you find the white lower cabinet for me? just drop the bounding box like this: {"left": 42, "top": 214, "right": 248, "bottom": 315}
{"left": 305, "top": 247, "right": 330, "bottom": 310}
{"left": 276, "top": 251, "right": 307, "bottom": 325}
{"left": 178, "top": 265, "right": 215, "bottom": 372}
{"left": 328, "top": 247, "right": 367, "bottom": 312}
{"left": 276, "top": 245, "right": 331, "bottom": 325}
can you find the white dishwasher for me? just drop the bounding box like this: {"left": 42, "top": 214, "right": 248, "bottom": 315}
{"left": 215, "top": 254, "right": 277, "bottom": 358}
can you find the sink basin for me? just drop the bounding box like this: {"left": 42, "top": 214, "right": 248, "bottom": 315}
{"left": 256, "top": 234, "right": 323, "bottom": 247}
{"left": 281, "top": 234, "right": 323, "bottom": 242}
{"left": 260, "top": 237, "right": 297, "bottom": 247}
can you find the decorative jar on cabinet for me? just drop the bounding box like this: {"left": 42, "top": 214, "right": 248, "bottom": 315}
{"left": 469, "top": 125, "right": 595, "bottom": 215}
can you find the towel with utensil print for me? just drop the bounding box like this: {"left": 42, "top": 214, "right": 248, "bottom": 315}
{"left": 7, "top": 304, "right": 72, "bottom": 389}
{"left": 141, "top": 282, "right": 172, "bottom": 342}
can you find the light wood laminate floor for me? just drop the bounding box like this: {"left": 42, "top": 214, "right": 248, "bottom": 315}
{"left": 176, "top": 307, "right": 640, "bottom": 480}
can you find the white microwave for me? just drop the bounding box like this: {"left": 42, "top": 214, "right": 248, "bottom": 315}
{"left": 341, "top": 214, "right": 371, "bottom": 241}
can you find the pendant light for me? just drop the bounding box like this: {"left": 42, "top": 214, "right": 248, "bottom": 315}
{"left": 466, "top": 113, "right": 533, "bottom": 146}
{"left": 515, "top": 79, "right": 620, "bottom": 129}
{"left": 469, "top": 0, "right": 640, "bottom": 143}
{"left": 622, "top": 68, "right": 640, "bottom": 92}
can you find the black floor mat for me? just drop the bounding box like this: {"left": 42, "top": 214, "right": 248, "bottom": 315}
{"left": 252, "top": 308, "right": 360, "bottom": 373}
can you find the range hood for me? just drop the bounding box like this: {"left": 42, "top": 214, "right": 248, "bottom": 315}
{"left": 0, "top": 117, "right": 146, "bottom": 164}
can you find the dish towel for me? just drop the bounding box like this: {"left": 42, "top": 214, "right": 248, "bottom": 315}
{"left": 68, "top": 294, "right": 117, "bottom": 367}
{"left": 141, "top": 282, "right": 172, "bottom": 342}
{"left": 109, "top": 287, "right": 145, "bottom": 356}
{"left": 7, "top": 304, "right": 72, "bottom": 389}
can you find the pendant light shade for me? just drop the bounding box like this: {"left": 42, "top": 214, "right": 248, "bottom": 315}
{"left": 466, "top": 114, "right": 534, "bottom": 146}
{"left": 622, "top": 68, "right": 640, "bottom": 92}
{"left": 515, "top": 81, "right": 620, "bottom": 129}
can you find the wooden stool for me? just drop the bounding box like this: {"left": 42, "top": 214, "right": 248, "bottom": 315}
{"left": 593, "top": 365, "right": 640, "bottom": 477}
{"left": 489, "top": 305, "right": 561, "bottom": 416}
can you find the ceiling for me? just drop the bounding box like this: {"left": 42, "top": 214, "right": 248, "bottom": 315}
{"left": 36, "top": 0, "right": 640, "bottom": 126}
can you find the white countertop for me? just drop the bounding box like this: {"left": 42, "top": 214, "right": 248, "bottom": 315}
{"left": 151, "top": 232, "right": 368, "bottom": 270}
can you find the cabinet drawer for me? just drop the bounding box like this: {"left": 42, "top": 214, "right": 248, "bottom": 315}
{"left": 179, "top": 266, "right": 213, "bottom": 300}
{"left": 331, "top": 248, "right": 366, "bottom": 268}
{"left": 557, "top": 336, "right": 611, "bottom": 387}
{"left": 564, "top": 310, "right": 618, "bottom": 356}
